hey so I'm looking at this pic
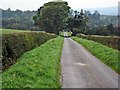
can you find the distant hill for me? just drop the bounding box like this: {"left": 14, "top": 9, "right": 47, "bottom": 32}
{"left": 77, "top": 6, "right": 118, "bottom": 16}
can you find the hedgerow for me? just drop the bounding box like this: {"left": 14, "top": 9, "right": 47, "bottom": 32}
{"left": 2, "top": 32, "right": 56, "bottom": 70}
{"left": 76, "top": 34, "right": 120, "bottom": 50}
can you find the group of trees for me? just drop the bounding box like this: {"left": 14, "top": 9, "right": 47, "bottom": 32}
{"left": 1, "top": 8, "right": 36, "bottom": 30}
{"left": 84, "top": 10, "right": 118, "bottom": 28}
{"left": 1, "top": 0, "right": 119, "bottom": 36}
{"left": 66, "top": 9, "right": 119, "bottom": 36}
{"left": 85, "top": 11, "right": 119, "bottom": 36}
{"left": 86, "top": 24, "right": 119, "bottom": 36}
{"left": 33, "top": 0, "right": 119, "bottom": 36}
{"left": 64, "top": 10, "right": 88, "bottom": 35}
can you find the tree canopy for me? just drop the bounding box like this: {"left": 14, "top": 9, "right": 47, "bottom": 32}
{"left": 33, "top": 1, "right": 70, "bottom": 34}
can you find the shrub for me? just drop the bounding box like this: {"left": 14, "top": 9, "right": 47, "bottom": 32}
{"left": 76, "top": 34, "right": 120, "bottom": 50}
{"left": 2, "top": 32, "right": 56, "bottom": 70}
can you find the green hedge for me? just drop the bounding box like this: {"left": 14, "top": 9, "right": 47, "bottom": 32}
{"left": 76, "top": 34, "right": 120, "bottom": 50}
{"left": 2, "top": 32, "right": 56, "bottom": 70}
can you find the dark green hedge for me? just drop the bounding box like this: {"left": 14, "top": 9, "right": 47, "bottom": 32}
{"left": 2, "top": 32, "right": 56, "bottom": 70}
{"left": 76, "top": 34, "right": 120, "bottom": 50}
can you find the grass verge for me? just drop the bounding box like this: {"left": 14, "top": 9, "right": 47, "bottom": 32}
{"left": 2, "top": 37, "right": 64, "bottom": 88}
{"left": 72, "top": 37, "right": 119, "bottom": 73}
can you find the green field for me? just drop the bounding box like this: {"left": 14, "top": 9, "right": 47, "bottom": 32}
{"left": 0, "top": 28, "right": 32, "bottom": 34}
{"left": 72, "top": 37, "right": 119, "bottom": 73}
{"left": 2, "top": 37, "right": 64, "bottom": 88}
{"left": 1, "top": 28, "right": 46, "bottom": 35}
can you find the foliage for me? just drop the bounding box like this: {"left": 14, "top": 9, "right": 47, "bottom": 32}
{"left": 72, "top": 37, "right": 119, "bottom": 73}
{"left": 84, "top": 10, "right": 118, "bottom": 28}
{"left": 1, "top": 8, "right": 36, "bottom": 30}
{"left": 85, "top": 24, "right": 120, "bottom": 36}
{"left": 59, "top": 31, "right": 72, "bottom": 37}
{"left": 59, "top": 32, "right": 64, "bottom": 37}
{"left": 2, "top": 37, "right": 64, "bottom": 88}
{"left": 67, "top": 9, "right": 118, "bottom": 36}
{"left": 2, "top": 31, "right": 56, "bottom": 70}
{"left": 33, "top": 1, "right": 70, "bottom": 34}
{"left": 76, "top": 34, "right": 120, "bottom": 50}
{"left": 65, "top": 10, "right": 88, "bottom": 35}
{"left": 67, "top": 31, "right": 72, "bottom": 37}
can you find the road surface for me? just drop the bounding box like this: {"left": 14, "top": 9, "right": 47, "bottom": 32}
{"left": 61, "top": 37, "right": 118, "bottom": 88}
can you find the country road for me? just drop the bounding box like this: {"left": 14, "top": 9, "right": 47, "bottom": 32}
{"left": 61, "top": 36, "right": 118, "bottom": 88}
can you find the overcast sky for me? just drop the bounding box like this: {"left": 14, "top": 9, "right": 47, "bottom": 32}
{"left": 0, "top": 0, "right": 119, "bottom": 11}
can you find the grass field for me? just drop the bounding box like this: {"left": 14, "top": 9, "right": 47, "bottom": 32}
{"left": 0, "top": 28, "right": 32, "bottom": 34}
{"left": 2, "top": 37, "right": 64, "bottom": 88}
{"left": 72, "top": 37, "right": 119, "bottom": 73}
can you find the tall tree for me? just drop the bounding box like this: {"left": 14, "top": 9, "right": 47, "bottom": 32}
{"left": 65, "top": 9, "right": 88, "bottom": 35}
{"left": 33, "top": 1, "right": 70, "bottom": 34}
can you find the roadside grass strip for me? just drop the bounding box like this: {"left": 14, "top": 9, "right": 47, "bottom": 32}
{"left": 2, "top": 37, "right": 64, "bottom": 88}
{"left": 72, "top": 37, "right": 119, "bottom": 74}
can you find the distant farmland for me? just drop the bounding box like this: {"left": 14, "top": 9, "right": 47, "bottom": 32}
{"left": 0, "top": 28, "right": 45, "bottom": 34}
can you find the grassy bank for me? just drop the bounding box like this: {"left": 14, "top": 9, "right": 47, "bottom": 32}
{"left": 72, "top": 37, "right": 119, "bottom": 73}
{"left": 2, "top": 37, "right": 64, "bottom": 88}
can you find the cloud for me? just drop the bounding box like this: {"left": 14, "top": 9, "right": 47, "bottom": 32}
{"left": 0, "top": 0, "right": 119, "bottom": 11}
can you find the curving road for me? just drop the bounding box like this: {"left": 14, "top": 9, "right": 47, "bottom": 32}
{"left": 61, "top": 36, "right": 118, "bottom": 88}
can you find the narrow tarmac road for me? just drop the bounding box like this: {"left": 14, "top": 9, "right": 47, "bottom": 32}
{"left": 61, "top": 37, "right": 118, "bottom": 88}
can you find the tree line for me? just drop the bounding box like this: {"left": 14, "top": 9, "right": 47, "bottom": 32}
{"left": 1, "top": 0, "right": 119, "bottom": 36}
{"left": 67, "top": 9, "right": 119, "bottom": 36}
{"left": 33, "top": 1, "right": 119, "bottom": 36}
{"left": 1, "top": 8, "right": 37, "bottom": 30}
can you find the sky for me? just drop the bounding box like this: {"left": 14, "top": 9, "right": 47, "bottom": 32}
{"left": 0, "top": 0, "right": 119, "bottom": 11}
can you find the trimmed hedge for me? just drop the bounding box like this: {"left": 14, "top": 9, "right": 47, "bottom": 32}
{"left": 76, "top": 34, "right": 120, "bottom": 50}
{"left": 2, "top": 32, "right": 56, "bottom": 70}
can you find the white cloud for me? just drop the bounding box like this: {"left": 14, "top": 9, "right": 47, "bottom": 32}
{"left": 0, "top": 0, "right": 119, "bottom": 10}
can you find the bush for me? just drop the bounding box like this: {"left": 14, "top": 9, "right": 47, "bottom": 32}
{"left": 72, "top": 28, "right": 79, "bottom": 36}
{"left": 76, "top": 34, "right": 120, "bottom": 50}
{"left": 2, "top": 32, "right": 56, "bottom": 70}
